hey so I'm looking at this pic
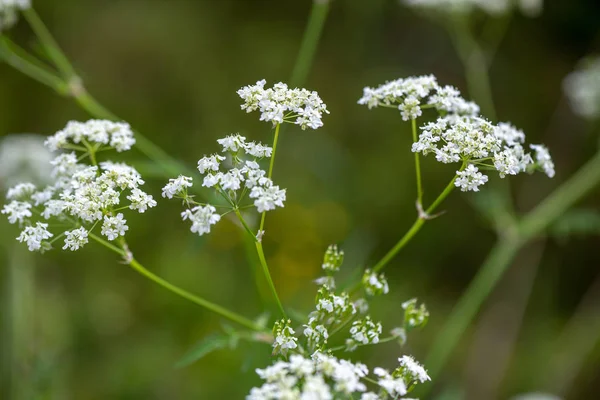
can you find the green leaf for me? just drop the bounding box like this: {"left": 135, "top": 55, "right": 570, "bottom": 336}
{"left": 174, "top": 334, "right": 229, "bottom": 369}
{"left": 550, "top": 208, "right": 600, "bottom": 239}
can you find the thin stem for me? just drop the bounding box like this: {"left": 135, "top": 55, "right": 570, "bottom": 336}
{"left": 372, "top": 218, "right": 424, "bottom": 274}
{"left": 371, "top": 171, "right": 461, "bottom": 274}
{"left": 259, "top": 123, "right": 281, "bottom": 233}
{"left": 424, "top": 236, "right": 522, "bottom": 380}
{"left": 234, "top": 208, "right": 257, "bottom": 241}
{"left": 449, "top": 17, "right": 497, "bottom": 121}
{"left": 14, "top": 9, "right": 198, "bottom": 183}
{"left": 22, "top": 7, "right": 77, "bottom": 79}
{"left": 424, "top": 149, "right": 600, "bottom": 387}
{"left": 289, "top": 0, "right": 331, "bottom": 87}
{"left": 0, "top": 37, "right": 68, "bottom": 94}
{"left": 425, "top": 172, "right": 460, "bottom": 215}
{"left": 255, "top": 241, "right": 287, "bottom": 319}
{"left": 87, "top": 233, "right": 264, "bottom": 332}
{"left": 412, "top": 118, "right": 423, "bottom": 205}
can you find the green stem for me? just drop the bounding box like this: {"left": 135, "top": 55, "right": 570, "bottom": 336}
{"left": 22, "top": 8, "right": 77, "bottom": 79}
{"left": 234, "top": 208, "right": 257, "bottom": 241}
{"left": 412, "top": 118, "right": 423, "bottom": 205}
{"left": 14, "top": 9, "right": 197, "bottom": 183}
{"left": 372, "top": 170, "right": 461, "bottom": 274}
{"left": 424, "top": 236, "right": 522, "bottom": 380}
{"left": 88, "top": 233, "right": 263, "bottom": 332}
{"left": 0, "top": 37, "right": 67, "bottom": 94}
{"left": 449, "top": 17, "right": 497, "bottom": 121}
{"left": 259, "top": 123, "right": 281, "bottom": 233}
{"left": 424, "top": 149, "right": 600, "bottom": 386}
{"left": 255, "top": 241, "right": 287, "bottom": 319}
{"left": 289, "top": 0, "right": 331, "bottom": 87}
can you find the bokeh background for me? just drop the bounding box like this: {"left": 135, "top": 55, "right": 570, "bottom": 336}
{"left": 1, "top": 0, "right": 600, "bottom": 399}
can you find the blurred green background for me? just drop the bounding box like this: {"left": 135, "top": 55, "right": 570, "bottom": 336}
{"left": 1, "top": 0, "right": 600, "bottom": 399}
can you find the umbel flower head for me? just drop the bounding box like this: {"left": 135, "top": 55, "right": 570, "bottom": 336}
{"left": 162, "top": 134, "right": 285, "bottom": 236}
{"left": 249, "top": 245, "right": 432, "bottom": 399}
{"left": 563, "top": 55, "right": 600, "bottom": 120}
{"left": 358, "top": 75, "right": 480, "bottom": 120}
{"left": 402, "top": 0, "right": 543, "bottom": 18}
{"left": 237, "top": 79, "right": 329, "bottom": 129}
{"left": 360, "top": 75, "right": 555, "bottom": 192}
{"left": 0, "top": 0, "right": 30, "bottom": 30}
{"left": 2, "top": 119, "right": 156, "bottom": 252}
{"left": 412, "top": 115, "right": 554, "bottom": 191}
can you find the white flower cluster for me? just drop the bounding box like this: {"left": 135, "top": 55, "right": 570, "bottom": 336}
{"left": 412, "top": 115, "right": 554, "bottom": 191}
{"left": 2, "top": 120, "right": 156, "bottom": 252}
{"left": 44, "top": 119, "right": 135, "bottom": 152}
{"left": 346, "top": 317, "right": 383, "bottom": 351}
{"left": 321, "top": 244, "right": 344, "bottom": 273}
{"left": 250, "top": 246, "right": 432, "bottom": 399}
{"left": 358, "top": 75, "right": 480, "bottom": 120}
{"left": 402, "top": 299, "right": 430, "bottom": 330}
{"left": 374, "top": 356, "right": 431, "bottom": 398}
{"left": 362, "top": 269, "right": 390, "bottom": 296}
{"left": 273, "top": 319, "right": 298, "bottom": 356}
{"left": 563, "top": 56, "right": 600, "bottom": 120}
{"left": 248, "top": 353, "right": 369, "bottom": 400}
{"left": 402, "top": 0, "right": 543, "bottom": 17}
{"left": 163, "top": 134, "right": 286, "bottom": 236}
{"left": 237, "top": 80, "right": 329, "bottom": 129}
{"left": 248, "top": 353, "right": 430, "bottom": 400}
{"left": 0, "top": 0, "right": 30, "bottom": 30}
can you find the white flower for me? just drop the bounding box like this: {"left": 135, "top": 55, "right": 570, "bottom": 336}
{"left": 127, "top": 188, "right": 157, "bottom": 213}
{"left": 181, "top": 205, "right": 221, "bottom": 236}
{"left": 197, "top": 154, "right": 225, "bottom": 174}
{"left": 362, "top": 269, "right": 389, "bottom": 296}
{"left": 303, "top": 317, "right": 329, "bottom": 350}
{"left": 314, "top": 276, "right": 336, "bottom": 290}
{"left": 493, "top": 144, "right": 532, "bottom": 178}
{"left": 402, "top": 0, "right": 543, "bottom": 17}
{"left": 374, "top": 367, "right": 407, "bottom": 397}
{"left": 49, "top": 152, "right": 81, "bottom": 179}
{"left": 217, "top": 134, "right": 246, "bottom": 152}
{"left": 302, "top": 375, "right": 332, "bottom": 400}
{"left": 42, "top": 200, "right": 66, "bottom": 219}
{"left": 44, "top": 120, "right": 135, "bottom": 152}
{"left": 161, "top": 175, "right": 193, "bottom": 198}
{"left": 6, "top": 182, "right": 36, "bottom": 200}
{"left": 243, "top": 141, "right": 273, "bottom": 158}
{"left": 563, "top": 56, "right": 600, "bottom": 119}
{"left": 250, "top": 184, "right": 286, "bottom": 212}
{"left": 428, "top": 85, "right": 480, "bottom": 116}
{"left": 346, "top": 317, "right": 382, "bottom": 351}
{"left": 398, "top": 355, "right": 431, "bottom": 383}
{"left": 360, "top": 393, "right": 380, "bottom": 400}
{"left": 17, "top": 222, "right": 52, "bottom": 251}
{"left": 412, "top": 113, "right": 551, "bottom": 184}
{"left": 273, "top": 320, "right": 298, "bottom": 355}
{"left": 63, "top": 227, "right": 89, "bottom": 251}
{"left": 2, "top": 200, "right": 32, "bottom": 224}
{"left": 455, "top": 164, "right": 489, "bottom": 192}
{"left": 494, "top": 122, "right": 526, "bottom": 146}
{"left": 0, "top": 0, "right": 31, "bottom": 31}
{"left": 202, "top": 173, "right": 222, "bottom": 188}
{"left": 530, "top": 144, "right": 555, "bottom": 178}
{"left": 31, "top": 187, "right": 55, "bottom": 206}
{"left": 220, "top": 169, "right": 244, "bottom": 191}
{"left": 101, "top": 213, "right": 129, "bottom": 240}
{"left": 237, "top": 80, "right": 329, "bottom": 129}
